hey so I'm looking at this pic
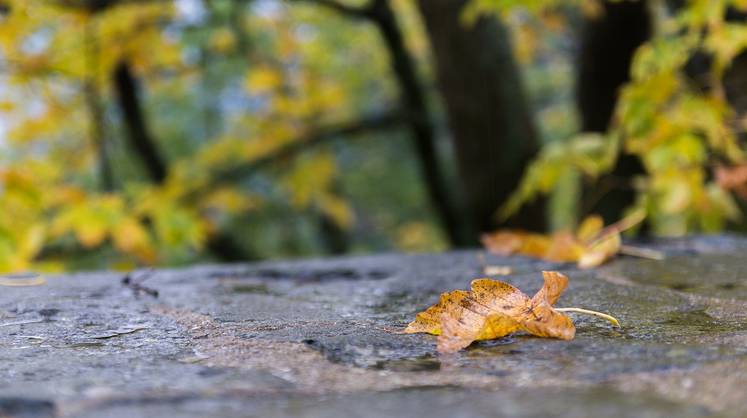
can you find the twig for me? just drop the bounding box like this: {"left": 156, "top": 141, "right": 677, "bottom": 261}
{"left": 210, "top": 111, "right": 404, "bottom": 185}
{"left": 556, "top": 307, "right": 621, "bottom": 327}
{"left": 619, "top": 245, "right": 665, "bottom": 261}
{"left": 587, "top": 210, "right": 646, "bottom": 247}
{"left": 288, "top": 0, "right": 373, "bottom": 19}
{"left": 122, "top": 269, "right": 159, "bottom": 298}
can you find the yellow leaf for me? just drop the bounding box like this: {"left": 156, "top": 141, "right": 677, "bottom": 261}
{"left": 245, "top": 66, "right": 283, "bottom": 94}
{"left": 318, "top": 193, "right": 354, "bottom": 229}
{"left": 482, "top": 212, "right": 643, "bottom": 268}
{"left": 208, "top": 28, "right": 236, "bottom": 54}
{"left": 576, "top": 215, "right": 604, "bottom": 242}
{"left": 405, "top": 271, "right": 575, "bottom": 353}
{"left": 283, "top": 153, "right": 336, "bottom": 208}
{"left": 75, "top": 216, "right": 109, "bottom": 248}
{"left": 578, "top": 232, "right": 621, "bottom": 269}
{"left": 0, "top": 101, "right": 15, "bottom": 112}
{"left": 202, "top": 187, "right": 258, "bottom": 214}
{"left": 112, "top": 217, "right": 156, "bottom": 263}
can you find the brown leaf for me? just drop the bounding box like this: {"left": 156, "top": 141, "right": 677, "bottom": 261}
{"left": 715, "top": 164, "right": 747, "bottom": 200}
{"left": 405, "top": 271, "right": 575, "bottom": 353}
{"left": 481, "top": 230, "right": 580, "bottom": 263}
{"left": 481, "top": 212, "right": 644, "bottom": 268}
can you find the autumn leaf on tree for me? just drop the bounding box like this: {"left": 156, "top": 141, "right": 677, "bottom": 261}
{"left": 404, "top": 271, "right": 619, "bottom": 353}
{"left": 481, "top": 211, "right": 655, "bottom": 268}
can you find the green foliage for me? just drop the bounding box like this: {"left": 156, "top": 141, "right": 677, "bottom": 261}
{"left": 491, "top": 0, "right": 747, "bottom": 235}
{"left": 0, "top": 0, "right": 438, "bottom": 272}
{"left": 500, "top": 133, "right": 619, "bottom": 219}
{"left": 6, "top": 0, "right": 747, "bottom": 273}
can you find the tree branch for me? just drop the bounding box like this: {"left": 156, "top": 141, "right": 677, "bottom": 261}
{"left": 50, "top": 0, "right": 371, "bottom": 18}
{"left": 368, "top": 0, "right": 468, "bottom": 246}
{"left": 83, "top": 19, "right": 114, "bottom": 191}
{"left": 287, "top": 0, "right": 373, "bottom": 19}
{"left": 83, "top": 80, "right": 114, "bottom": 191}
{"left": 108, "top": 59, "right": 254, "bottom": 261}
{"left": 212, "top": 110, "right": 405, "bottom": 184}
{"left": 112, "top": 60, "right": 168, "bottom": 183}
{"left": 292, "top": 0, "right": 468, "bottom": 246}
{"left": 50, "top": 0, "right": 171, "bottom": 13}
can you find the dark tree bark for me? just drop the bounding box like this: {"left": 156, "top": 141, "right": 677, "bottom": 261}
{"left": 111, "top": 60, "right": 253, "bottom": 261}
{"left": 723, "top": 9, "right": 747, "bottom": 120}
{"left": 113, "top": 61, "right": 168, "bottom": 183}
{"left": 83, "top": 80, "right": 114, "bottom": 192}
{"left": 211, "top": 111, "right": 404, "bottom": 186}
{"left": 317, "top": 211, "right": 349, "bottom": 254}
{"left": 84, "top": 21, "right": 114, "bottom": 192}
{"left": 416, "top": 0, "right": 545, "bottom": 235}
{"left": 287, "top": 0, "right": 473, "bottom": 246}
{"left": 577, "top": 0, "right": 651, "bottom": 223}
{"left": 368, "top": 0, "right": 469, "bottom": 246}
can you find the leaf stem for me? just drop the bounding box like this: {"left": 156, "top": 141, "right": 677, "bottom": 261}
{"left": 556, "top": 307, "right": 621, "bottom": 327}
{"left": 619, "top": 245, "right": 665, "bottom": 261}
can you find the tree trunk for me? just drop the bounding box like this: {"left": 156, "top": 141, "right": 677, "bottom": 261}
{"left": 111, "top": 60, "right": 254, "bottom": 261}
{"left": 369, "top": 0, "right": 470, "bottom": 246}
{"left": 416, "top": 0, "right": 545, "bottom": 235}
{"left": 577, "top": 0, "right": 651, "bottom": 223}
{"left": 84, "top": 20, "right": 113, "bottom": 192}
{"left": 317, "top": 213, "right": 349, "bottom": 254}
{"left": 113, "top": 61, "right": 168, "bottom": 183}
{"left": 83, "top": 79, "right": 114, "bottom": 192}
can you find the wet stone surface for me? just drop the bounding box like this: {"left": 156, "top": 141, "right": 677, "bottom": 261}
{"left": 1, "top": 236, "right": 747, "bottom": 417}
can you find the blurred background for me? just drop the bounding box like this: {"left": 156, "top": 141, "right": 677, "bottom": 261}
{"left": 1, "top": 0, "right": 747, "bottom": 272}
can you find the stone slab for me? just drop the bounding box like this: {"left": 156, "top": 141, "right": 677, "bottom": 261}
{"left": 1, "top": 236, "right": 747, "bottom": 417}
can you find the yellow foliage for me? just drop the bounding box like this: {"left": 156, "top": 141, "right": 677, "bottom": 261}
{"left": 283, "top": 153, "right": 336, "bottom": 208}
{"left": 245, "top": 66, "right": 283, "bottom": 94}
{"left": 494, "top": 0, "right": 747, "bottom": 235}
{"left": 395, "top": 221, "right": 446, "bottom": 252}
{"left": 202, "top": 188, "right": 259, "bottom": 214}
{"left": 318, "top": 193, "right": 355, "bottom": 229}
{"left": 0, "top": 0, "right": 374, "bottom": 272}
{"left": 209, "top": 28, "right": 237, "bottom": 54}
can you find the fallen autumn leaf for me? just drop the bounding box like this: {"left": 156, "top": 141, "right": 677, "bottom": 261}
{"left": 404, "top": 271, "right": 619, "bottom": 353}
{"left": 481, "top": 212, "right": 652, "bottom": 268}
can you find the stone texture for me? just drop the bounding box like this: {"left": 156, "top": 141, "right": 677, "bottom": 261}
{"left": 1, "top": 236, "right": 746, "bottom": 417}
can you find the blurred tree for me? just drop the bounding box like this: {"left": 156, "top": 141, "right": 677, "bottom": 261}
{"left": 5, "top": 0, "right": 747, "bottom": 274}
{"left": 112, "top": 60, "right": 167, "bottom": 183}
{"left": 298, "top": 0, "right": 469, "bottom": 246}
{"left": 0, "top": 0, "right": 454, "bottom": 271}
{"left": 417, "top": 0, "right": 545, "bottom": 237}
{"left": 494, "top": 0, "right": 747, "bottom": 236}
{"left": 577, "top": 0, "right": 650, "bottom": 224}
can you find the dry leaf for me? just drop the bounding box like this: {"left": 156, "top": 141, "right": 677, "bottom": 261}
{"left": 404, "top": 271, "right": 575, "bottom": 353}
{"left": 481, "top": 212, "right": 644, "bottom": 268}
{"left": 715, "top": 164, "right": 747, "bottom": 200}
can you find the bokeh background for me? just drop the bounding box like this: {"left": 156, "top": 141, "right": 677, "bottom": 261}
{"left": 2, "top": 0, "right": 747, "bottom": 272}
